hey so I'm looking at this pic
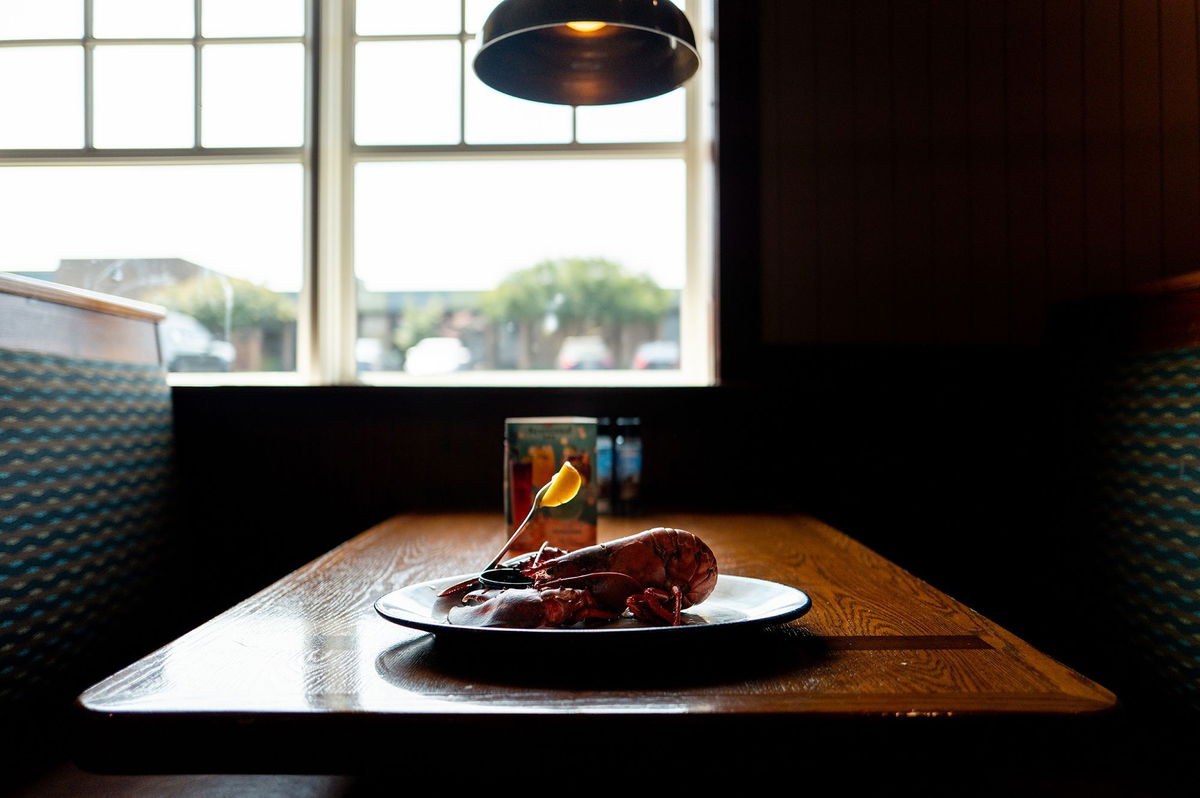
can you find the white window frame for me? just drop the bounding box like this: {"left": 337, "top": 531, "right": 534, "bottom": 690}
{"left": 0, "top": 0, "right": 714, "bottom": 387}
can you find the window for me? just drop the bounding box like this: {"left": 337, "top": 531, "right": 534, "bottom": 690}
{"left": 0, "top": 0, "right": 712, "bottom": 385}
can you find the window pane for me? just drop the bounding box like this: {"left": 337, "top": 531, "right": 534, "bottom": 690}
{"left": 203, "top": 43, "right": 304, "bottom": 147}
{"left": 93, "top": 45, "right": 193, "bottom": 148}
{"left": 464, "top": 40, "right": 571, "bottom": 145}
{"left": 0, "top": 0, "right": 82, "bottom": 40}
{"left": 203, "top": 0, "right": 305, "bottom": 38}
{"left": 93, "top": 0, "right": 193, "bottom": 38}
{"left": 355, "top": 161, "right": 685, "bottom": 373}
{"left": 0, "top": 47, "right": 82, "bottom": 148}
{"left": 357, "top": 0, "right": 459, "bottom": 35}
{"left": 355, "top": 41, "right": 459, "bottom": 145}
{"left": 0, "top": 164, "right": 303, "bottom": 373}
{"left": 576, "top": 88, "right": 686, "bottom": 143}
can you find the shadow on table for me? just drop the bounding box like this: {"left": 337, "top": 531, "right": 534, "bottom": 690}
{"left": 374, "top": 622, "right": 829, "bottom": 692}
{"left": 368, "top": 626, "right": 1179, "bottom": 796}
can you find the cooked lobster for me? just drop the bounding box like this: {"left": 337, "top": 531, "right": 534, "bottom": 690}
{"left": 442, "top": 528, "right": 718, "bottom": 628}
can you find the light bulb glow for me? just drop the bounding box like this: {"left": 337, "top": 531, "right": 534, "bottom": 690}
{"left": 565, "top": 20, "right": 608, "bottom": 32}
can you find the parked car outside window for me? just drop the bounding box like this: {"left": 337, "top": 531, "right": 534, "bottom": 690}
{"left": 160, "top": 311, "right": 235, "bottom": 372}
{"left": 404, "top": 336, "right": 471, "bottom": 375}
{"left": 633, "top": 340, "right": 680, "bottom": 369}
{"left": 556, "top": 335, "right": 614, "bottom": 369}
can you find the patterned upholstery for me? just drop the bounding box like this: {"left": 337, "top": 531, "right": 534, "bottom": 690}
{"left": 0, "top": 349, "right": 172, "bottom": 710}
{"left": 1092, "top": 346, "right": 1200, "bottom": 713}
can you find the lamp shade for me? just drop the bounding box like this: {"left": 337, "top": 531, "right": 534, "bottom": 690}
{"left": 474, "top": 0, "right": 700, "bottom": 106}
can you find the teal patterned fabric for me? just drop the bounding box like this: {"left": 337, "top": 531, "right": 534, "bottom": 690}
{"left": 1093, "top": 346, "right": 1200, "bottom": 712}
{"left": 0, "top": 349, "right": 171, "bottom": 708}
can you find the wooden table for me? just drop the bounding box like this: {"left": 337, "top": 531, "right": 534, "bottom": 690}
{"left": 77, "top": 513, "right": 1114, "bottom": 776}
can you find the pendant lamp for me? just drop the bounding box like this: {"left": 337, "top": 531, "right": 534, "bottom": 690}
{"left": 474, "top": 0, "right": 700, "bottom": 106}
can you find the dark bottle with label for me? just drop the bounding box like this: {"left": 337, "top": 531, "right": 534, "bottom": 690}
{"left": 615, "top": 416, "right": 642, "bottom": 515}
{"left": 596, "top": 417, "right": 613, "bottom": 515}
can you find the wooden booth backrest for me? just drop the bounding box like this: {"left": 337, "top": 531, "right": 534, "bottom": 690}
{"left": 0, "top": 275, "right": 171, "bottom": 714}
{"left": 1071, "top": 271, "right": 1200, "bottom": 715}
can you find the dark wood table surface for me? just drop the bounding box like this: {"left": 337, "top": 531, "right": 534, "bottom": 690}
{"left": 76, "top": 513, "right": 1115, "bottom": 774}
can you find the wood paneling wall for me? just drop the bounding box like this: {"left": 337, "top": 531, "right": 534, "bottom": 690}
{"left": 760, "top": 0, "right": 1200, "bottom": 345}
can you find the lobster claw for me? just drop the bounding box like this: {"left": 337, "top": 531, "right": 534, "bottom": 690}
{"left": 437, "top": 575, "right": 483, "bottom": 598}
{"left": 448, "top": 589, "right": 547, "bottom": 627}
{"left": 447, "top": 587, "right": 620, "bottom": 627}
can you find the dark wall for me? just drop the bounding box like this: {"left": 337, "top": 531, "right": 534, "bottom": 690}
{"left": 757, "top": 0, "right": 1200, "bottom": 348}
{"left": 169, "top": 349, "right": 1055, "bottom": 650}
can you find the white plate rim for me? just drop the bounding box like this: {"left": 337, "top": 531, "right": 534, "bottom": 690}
{"left": 374, "top": 573, "right": 812, "bottom": 637}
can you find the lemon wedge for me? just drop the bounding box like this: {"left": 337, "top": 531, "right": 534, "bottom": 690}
{"left": 541, "top": 461, "right": 582, "bottom": 507}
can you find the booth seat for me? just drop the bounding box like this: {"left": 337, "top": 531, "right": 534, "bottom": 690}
{"left": 1092, "top": 347, "right": 1200, "bottom": 714}
{"left": 1058, "top": 272, "right": 1200, "bottom": 720}
{"left": 0, "top": 276, "right": 172, "bottom": 723}
{"left": 0, "top": 275, "right": 350, "bottom": 797}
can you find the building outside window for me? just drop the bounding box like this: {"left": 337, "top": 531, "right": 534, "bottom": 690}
{"left": 0, "top": 0, "right": 713, "bottom": 385}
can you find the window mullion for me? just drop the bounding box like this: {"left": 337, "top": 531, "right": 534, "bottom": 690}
{"left": 194, "top": 0, "right": 203, "bottom": 148}
{"left": 458, "top": 0, "right": 467, "bottom": 145}
{"left": 298, "top": 0, "right": 317, "bottom": 385}
{"left": 313, "top": 0, "right": 357, "bottom": 384}
{"left": 682, "top": 0, "right": 713, "bottom": 385}
{"left": 83, "top": 0, "right": 93, "bottom": 148}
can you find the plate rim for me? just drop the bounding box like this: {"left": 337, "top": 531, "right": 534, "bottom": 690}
{"left": 373, "top": 572, "right": 812, "bottom": 637}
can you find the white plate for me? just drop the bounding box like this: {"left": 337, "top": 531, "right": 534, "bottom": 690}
{"left": 374, "top": 573, "right": 811, "bottom": 639}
